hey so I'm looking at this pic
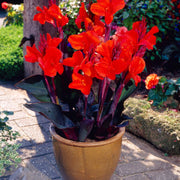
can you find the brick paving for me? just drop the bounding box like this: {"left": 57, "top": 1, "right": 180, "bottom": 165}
{"left": 0, "top": 80, "right": 180, "bottom": 180}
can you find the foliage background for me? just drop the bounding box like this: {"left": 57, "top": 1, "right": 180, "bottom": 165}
{"left": 0, "top": 25, "right": 23, "bottom": 80}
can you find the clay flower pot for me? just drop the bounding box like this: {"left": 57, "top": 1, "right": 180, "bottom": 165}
{"left": 50, "top": 124, "right": 125, "bottom": 180}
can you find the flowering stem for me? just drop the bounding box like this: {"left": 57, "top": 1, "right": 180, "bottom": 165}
{"left": 58, "top": 26, "right": 64, "bottom": 62}
{"left": 51, "top": 77, "right": 59, "bottom": 105}
{"left": 110, "top": 83, "right": 125, "bottom": 119}
{"left": 97, "top": 78, "right": 110, "bottom": 127}
{"left": 44, "top": 75, "right": 56, "bottom": 104}
{"left": 105, "top": 24, "right": 111, "bottom": 42}
{"left": 84, "top": 95, "right": 88, "bottom": 121}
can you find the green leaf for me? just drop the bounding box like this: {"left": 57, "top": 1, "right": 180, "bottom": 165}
{"left": 159, "top": 76, "right": 167, "bottom": 83}
{"left": 24, "top": 103, "right": 75, "bottom": 129}
{"left": 176, "top": 78, "right": 180, "bottom": 86}
{"left": 2, "top": 111, "right": 14, "bottom": 116}
{"left": 119, "top": 80, "right": 137, "bottom": 103}
{"left": 165, "top": 84, "right": 176, "bottom": 96}
{"left": 16, "top": 75, "right": 51, "bottom": 102}
{"left": 122, "top": 11, "right": 129, "bottom": 19}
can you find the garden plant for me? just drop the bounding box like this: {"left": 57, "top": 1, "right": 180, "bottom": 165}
{"left": 1, "top": 2, "right": 23, "bottom": 26}
{"left": 115, "top": 0, "right": 180, "bottom": 68}
{"left": 16, "top": 0, "right": 159, "bottom": 142}
{"left": 0, "top": 111, "right": 21, "bottom": 176}
{"left": 0, "top": 25, "right": 23, "bottom": 80}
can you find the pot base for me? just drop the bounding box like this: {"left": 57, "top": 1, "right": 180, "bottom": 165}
{"left": 50, "top": 124, "right": 125, "bottom": 180}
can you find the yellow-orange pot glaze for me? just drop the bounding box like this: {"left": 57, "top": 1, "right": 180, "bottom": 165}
{"left": 50, "top": 124, "right": 125, "bottom": 180}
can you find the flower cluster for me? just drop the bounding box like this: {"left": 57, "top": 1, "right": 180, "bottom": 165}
{"left": 19, "top": 0, "right": 159, "bottom": 141}
{"left": 27, "top": 1, "right": 158, "bottom": 96}
{"left": 1, "top": 2, "right": 9, "bottom": 9}
{"left": 145, "top": 74, "right": 159, "bottom": 90}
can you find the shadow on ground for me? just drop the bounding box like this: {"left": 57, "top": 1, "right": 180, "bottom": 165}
{"left": 0, "top": 80, "right": 180, "bottom": 180}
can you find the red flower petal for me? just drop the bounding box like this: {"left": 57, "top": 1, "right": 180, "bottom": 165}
{"left": 63, "top": 51, "right": 84, "bottom": 67}
{"left": 25, "top": 44, "right": 41, "bottom": 63}
{"left": 129, "top": 56, "right": 145, "bottom": 75}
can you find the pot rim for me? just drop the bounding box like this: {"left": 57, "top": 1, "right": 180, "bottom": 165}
{"left": 49, "top": 123, "right": 125, "bottom": 147}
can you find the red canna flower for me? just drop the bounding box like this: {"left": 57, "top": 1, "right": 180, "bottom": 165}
{"left": 75, "top": 2, "right": 105, "bottom": 35}
{"left": 63, "top": 51, "right": 84, "bottom": 67}
{"left": 75, "top": 2, "right": 89, "bottom": 29}
{"left": 1, "top": 2, "right": 9, "bottom": 9}
{"left": 46, "top": 33, "right": 62, "bottom": 48}
{"left": 25, "top": 44, "right": 42, "bottom": 63}
{"left": 33, "top": 6, "right": 53, "bottom": 25}
{"left": 38, "top": 33, "right": 62, "bottom": 55}
{"left": 48, "top": 4, "right": 69, "bottom": 27}
{"left": 68, "top": 31, "right": 101, "bottom": 53}
{"left": 69, "top": 67, "right": 93, "bottom": 95}
{"left": 33, "top": 4, "right": 68, "bottom": 28}
{"left": 125, "top": 56, "right": 146, "bottom": 86}
{"left": 39, "top": 47, "right": 63, "bottom": 77}
{"left": 145, "top": 73, "right": 159, "bottom": 90}
{"left": 25, "top": 34, "right": 63, "bottom": 77}
{"left": 131, "top": 19, "right": 159, "bottom": 50}
{"left": 139, "top": 26, "right": 159, "bottom": 50}
{"left": 90, "top": 0, "right": 125, "bottom": 24}
{"left": 95, "top": 39, "right": 131, "bottom": 80}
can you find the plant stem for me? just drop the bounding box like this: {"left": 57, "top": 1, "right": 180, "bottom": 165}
{"left": 44, "top": 75, "right": 56, "bottom": 104}
{"left": 84, "top": 95, "right": 88, "bottom": 121}
{"left": 51, "top": 77, "right": 59, "bottom": 105}
{"left": 97, "top": 78, "right": 110, "bottom": 127}
{"left": 105, "top": 24, "right": 111, "bottom": 42}
{"left": 110, "top": 83, "right": 125, "bottom": 119}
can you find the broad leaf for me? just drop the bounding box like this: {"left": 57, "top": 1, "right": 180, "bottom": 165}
{"left": 119, "top": 80, "right": 137, "bottom": 103}
{"left": 115, "top": 114, "right": 132, "bottom": 127}
{"left": 16, "top": 75, "right": 51, "bottom": 102}
{"left": 78, "top": 119, "right": 94, "bottom": 142}
{"left": 24, "top": 103, "right": 75, "bottom": 129}
{"left": 57, "top": 127, "right": 78, "bottom": 141}
{"left": 55, "top": 73, "right": 81, "bottom": 106}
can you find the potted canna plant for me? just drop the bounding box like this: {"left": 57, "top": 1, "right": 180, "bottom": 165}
{"left": 16, "top": 0, "right": 159, "bottom": 179}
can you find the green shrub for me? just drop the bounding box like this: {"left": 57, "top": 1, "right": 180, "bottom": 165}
{"left": 148, "top": 77, "right": 180, "bottom": 108}
{"left": 114, "top": 0, "right": 180, "bottom": 67}
{"left": 0, "top": 25, "right": 24, "bottom": 80}
{"left": 3, "top": 4, "right": 24, "bottom": 26}
{"left": 0, "top": 111, "right": 21, "bottom": 176}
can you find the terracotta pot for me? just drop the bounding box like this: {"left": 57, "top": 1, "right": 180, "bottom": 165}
{"left": 50, "top": 124, "right": 125, "bottom": 180}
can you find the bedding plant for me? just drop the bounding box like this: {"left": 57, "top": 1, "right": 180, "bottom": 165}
{"left": 16, "top": 0, "right": 159, "bottom": 142}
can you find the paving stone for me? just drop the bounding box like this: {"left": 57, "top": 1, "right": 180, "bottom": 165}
{"left": 125, "top": 136, "right": 162, "bottom": 157}
{"left": 26, "top": 156, "right": 62, "bottom": 179}
{"left": 21, "top": 124, "right": 51, "bottom": 143}
{"left": 120, "top": 149, "right": 148, "bottom": 163}
{"left": 115, "top": 158, "right": 172, "bottom": 177}
{"left": 8, "top": 111, "right": 31, "bottom": 121}
{"left": 0, "top": 92, "right": 29, "bottom": 102}
{"left": 121, "top": 174, "right": 150, "bottom": 180}
{"left": 122, "top": 139, "right": 142, "bottom": 152}
{"left": 111, "top": 174, "right": 121, "bottom": 180}
{"left": 6, "top": 121, "right": 33, "bottom": 147}
{"left": 9, "top": 166, "right": 51, "bottom": 180}
{"left": 145, "top": 168, "right": 180, "bottom": 180}
{"left": 18, "top": 142, "right": 54, "bottom": 159}
{"left": 15, "top": 116, "right": 49, "bottom": 127}
{"left": 39, "top": 122, "right": 52, "bottom": 138}
{"left": 0, "top": 101, "right": 22, "bottom": 112}
{"left": 44, "top": 153, "right": 57, "bottom": 166}
{"left": 22, "top": 105, "right": 40, "bottom": 117}
{"left": 1, "top": 80, "right": 180, "bottom": 180}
